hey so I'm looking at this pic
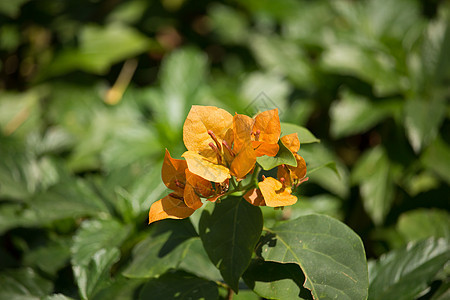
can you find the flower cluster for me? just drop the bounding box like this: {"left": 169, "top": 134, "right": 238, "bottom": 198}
{"left": 149, "top": 105, "right": 308, "bottom": 224}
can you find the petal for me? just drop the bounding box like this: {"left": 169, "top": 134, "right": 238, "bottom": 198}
{"left": 244, "top": 188, "right": 266, "bottom": 206}
{"left": 258, "top": 177, "right": 297, "bottom": 207}
{"left": 148, "top": 195, "right": 195, "bottom": 224}
{"left": 289, "top": 153, "right": 307, "bottom": 180}
{"left": 183, "top": 105, "right": 233, "bottom": 152}
{"left": 277, "top": 164, "right": 293, "bottom": 187}
{"left": 161, "top": 149, "right": 187, "bottom": 191}
{"left": 252, "top": 141, "right": 279, "bottom": 157}
{"left": 182, "top": 151, "right": 231, "bottom": 183}
{"left": 230, "top": 142, "right": 257, "bottom": 179}
{"left": 233, "top": 113, "right": 254, "bottom": 153}
{"left": 185, "top": 169, "right": 214, "bottom": 198}
{"left": 253, "top": 109, "right": 280, "bottom": 144}
{"left": 183, "top": 184, "right": 203, "bottom": 210}
{"left": 281, "top": 133, "right": 300, "bottom": 153}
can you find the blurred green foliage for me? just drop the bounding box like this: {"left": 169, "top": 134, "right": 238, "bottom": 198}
{"left": 0, "top": 0, "right": 449, "bottom": 299}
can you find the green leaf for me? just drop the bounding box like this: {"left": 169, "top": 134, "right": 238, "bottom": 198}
{"left": 73, "top": 248, "right": 121, "bottom": 300}
{"left": 280, "top": 122, "right": 320, "bottom": 144}
{"left": 139, "top": 271, "right": 219, "bottom": 300}
{"left": 257, "top": 139, "right": 297, "bottom": 171}
{"left": 422, "top": 137, "right": 450, "bottom": 184}
{"left": 243, "top": 260, "right": 313, "bottom": 300}
{"left": 397, "top": 209, "right": 450, "bottom": 243}
{"left": 299, "top": 144, "right": 349, "bottom": 198}
{"left": 329, "top": 90, "right": 387, "bottom": 138}
{"left": 0, "top": 0, "right": 29, "bottom": 18}
{"left": 178, "top": 238, "right": 223, "bottom": 281}
{"left": 41, "top": 23, "right": 152, "bottom": 77}
{"left": 199, "top": 197, "right": 263, "bottom": 293}
{"left": 404, "top": 97, "right": 446, "bottom": 153}
{"left": 159, "top": 48, "right": 208, "bottom": 129}
{"left": 368, "top": 238, "right": 450, "bottom": 300}
{"left": 249, "top": 34, "right": 314, "bottom": 88}
{"left": 24, "top": 238, "right": 71, "bottom": 275}
{"left": 351, "top": 146, "right": 395, "bottom": 225}
{"left": 43, "top": 294, "right": 75, "bottom": 300}
{"left": 0, "top": 268, "right": 53, "bottom": 300}
{"left": 123, "top": 219, "right": 197, "bottom": 278}
{"left": 0, "top": 203, "right": 41, "bottom": 234}
{"left": 260, "top": 214, "right": 368, "bottom": 300}
{"left": 71, "top": 219, "right": 131, "bottom": 266}
{"left": 92, "top": 277, "right": 145, "bottom": 300}
{"left": 30, "top": 179, "right": 110, "bottom": 221}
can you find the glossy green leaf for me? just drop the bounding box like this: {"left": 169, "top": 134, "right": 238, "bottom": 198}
{"left": 249, "top": 34, "right": 314, "bottom": 88}
{"left": 299, "top": 144, "right": 349, "bottom": 198}
{"left": 139, "top": 271, "right": 218, "bottom": 300}
{"left": 422, "top": 137, "right": 450, "bottom": 184}
{"left": 397, "top": 209, "right": 450, "bottom": 243}
{"left": 243, "top": 260, "right": 313, "bottom": 300}
{"left": 41, "top": 23, "right": 152, "bottom": 77}
{"left": 351, "top": 146, "right": 395, "bottom": 225}
{"left": 0, "top": 268, "right": 53, "bottom": 300}
{"left": 30, "top": 179, "right": 110, "bottom": 221}
{"left": 43, "top": 294, "right": 75, "bottom": 300}
{"left": 71, "top": 219, "right": 131, "bottom": 266}
{"left": 280, "top": 122, "right": 320, "bottom": 144}
{"left": 123, "top": 219, "right": 198, "bottom": 278}
{"left": 368, "top": 238, "right": 450, "bottom": 300}
{"left": 178, "top": 238, "right": 223, "bottom": 281}
{"left": 73, "top": 248, "right": 121, "bottom": 300}
{"left": 160, "top": 48, "right": 208, "bottom": 129}
{"left": 260, "top": 214, "right": 368, "bottom": 300}
{"left": 92, "top": 277, "right": 145, "bottom": 300}
{"left": 330, "top": 90, "right": 387, "bottom": 138}
{"left": 0, "top": 203, "right": 41, "bottom": 234}
{"left": 24, "top": 238, "right": 71, "bottom": 275}
{"left": 404, "top": 97, "right": 446, "bottom": 153}
{"left": 199, "top": 197, "right": 263, "bottom": 293}
{"left": 257, "top": 139, "right": 297, "bottom": 171}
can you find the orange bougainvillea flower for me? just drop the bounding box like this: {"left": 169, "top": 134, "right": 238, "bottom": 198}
{"left": 277, "top": 133, "right": 308, "bottom": 187}
{"left": 233, "top": 109, "right": 281, "bottom": 157}
{"left": 244, "top": 133, "right": 308, "bottom": 208}
{"left": 182, "top": 106, "right": 256, "bottom": 182}
{"left": 148, "top": 149, "right": 225, "bottom": 224}
{"left": 244, "top": 176, "right": 297, "bottom": 207}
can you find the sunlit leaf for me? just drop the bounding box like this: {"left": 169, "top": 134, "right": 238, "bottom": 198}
{"left": 73, "top": 248, "right": 121, "bottom": 300}
{"left": 260, "top": 214, "right": 368, "bottom": 299}
{"left": 351, "top": 146, "right": 395, "bottom": 225}
{"left": 257, "top": 139, "right": 296, "bottom": 171}
{"left": 41, "top": 23, "right": 152, "bottom": 77}
{"left": 0, "top": 268, "right": 53, "bottom": 300}
{"left": 422, "top": 137, "right": 450, "bottom": 184}
{"left": 71, "top": 219, "right": 131, "bottom": 266}
{"left": 280, "top": 123, "right": 319, "bottom": 144}
{"left": 397, "top": 209, "right": 450, "bottom": 243}
{"left": 368, "top": 238, "right": 450, "bottom": 300}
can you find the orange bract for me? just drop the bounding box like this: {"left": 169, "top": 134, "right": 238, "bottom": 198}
{"left": 149, "top": 150, "right": 219, "bottom": 224}
{"left": 244, "top": 176, "right": 297, "bottom": 207}
{"left": 277, "top": 133, "right": 307, "bottom": 187}
{"left": 182, "top": 106, "right": 257, "bottom": 182}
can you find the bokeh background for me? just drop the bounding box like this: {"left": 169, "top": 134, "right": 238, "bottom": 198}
{"left": 0, "top": 0, "right": 449, "bottom": 299}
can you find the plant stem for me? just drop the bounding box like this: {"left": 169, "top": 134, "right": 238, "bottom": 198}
{"left": 227, "top": 287, "right": 233, "bottom": 300}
